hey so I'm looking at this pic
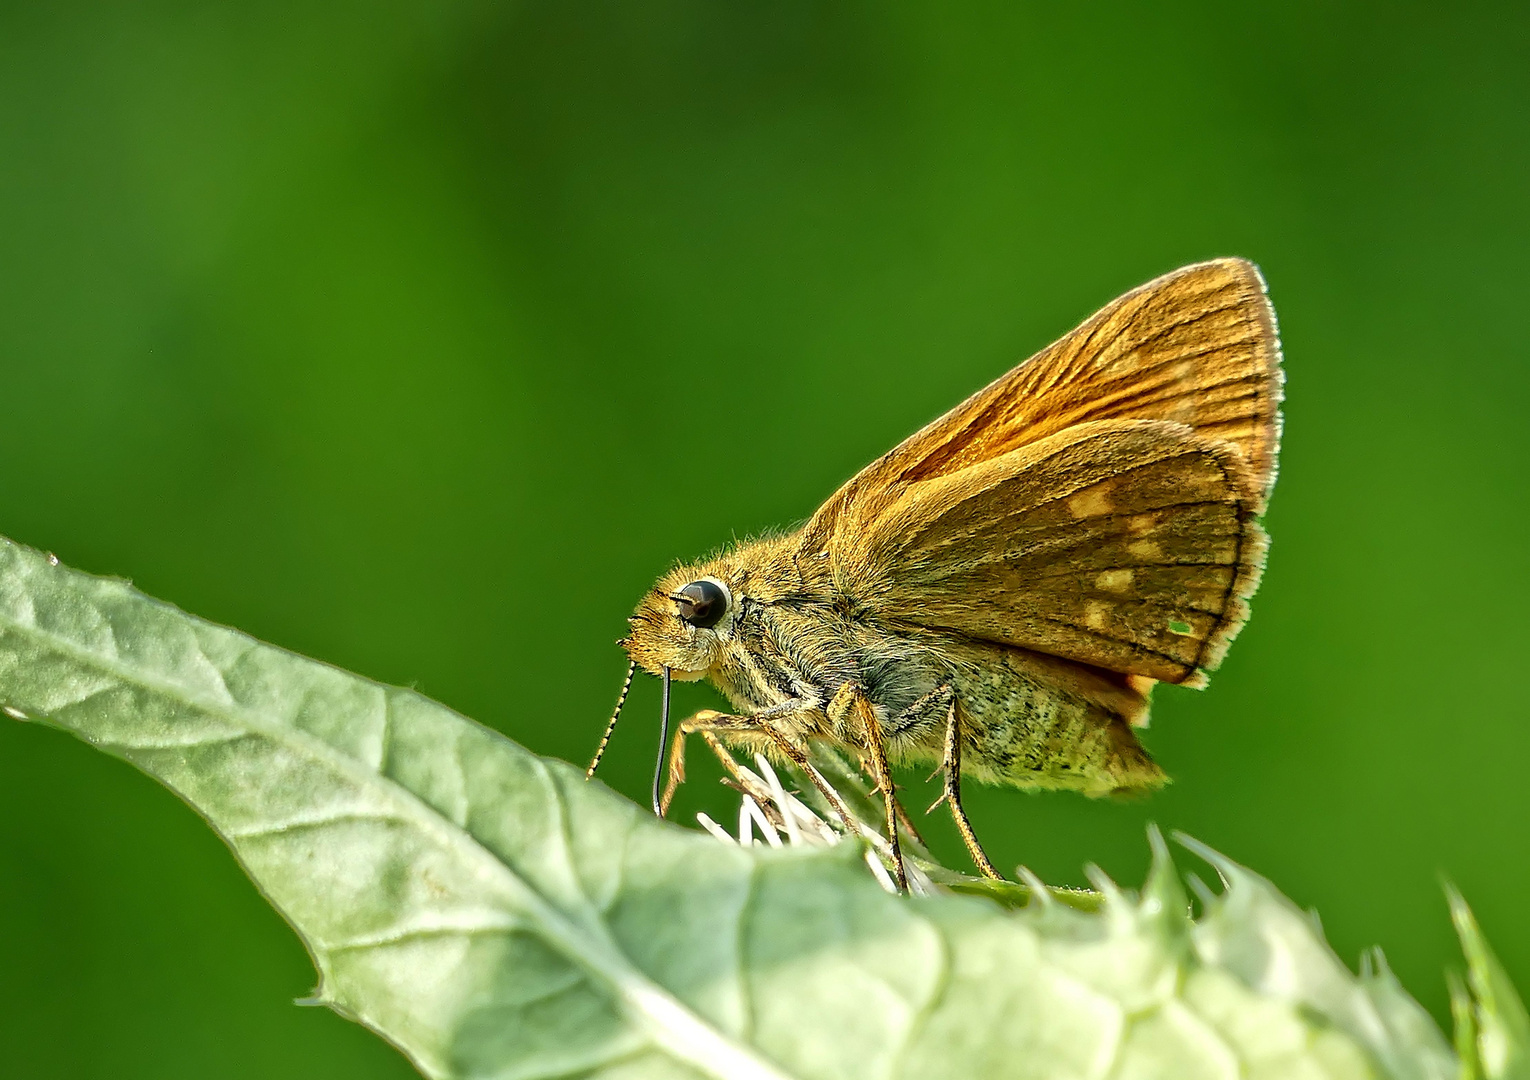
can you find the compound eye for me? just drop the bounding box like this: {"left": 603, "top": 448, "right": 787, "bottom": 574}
{"left": 675, "top": 580, "right": 728, "bottom": 629}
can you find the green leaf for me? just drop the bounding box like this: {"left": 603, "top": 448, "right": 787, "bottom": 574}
{"left": 1448, "top": 887, "right": 1530, "bottom": 1079}
{"left": 0, "top": 535, "right": 1474, "bottom": 1079}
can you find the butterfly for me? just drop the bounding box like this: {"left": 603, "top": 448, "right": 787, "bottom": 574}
{"left": 589, "top": 258, "right": 1282, "bottom": 889}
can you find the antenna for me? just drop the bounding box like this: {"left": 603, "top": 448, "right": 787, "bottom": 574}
{"left": 585, "top": 659, "right": 636, "bottom": 779}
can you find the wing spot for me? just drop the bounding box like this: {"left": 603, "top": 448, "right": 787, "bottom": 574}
{"left": 1068, "top": 486, "right": 1114, "bottom": 518}
{"left": 1085, "top": 601, "right": 1109, "bottom": 629}
{"left": 1127, "top": 539, "right": 1162, "bottom": 559}
{"left": 1095, "top": 569, "right": 1134, "bottom": 592}
{"left": 1126, "top": 513, "right": 1159, "bottom": 535}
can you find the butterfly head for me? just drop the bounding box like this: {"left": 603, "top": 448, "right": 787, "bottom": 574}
{"left": 621, "top": 563, "right": 737, "bottom": 681}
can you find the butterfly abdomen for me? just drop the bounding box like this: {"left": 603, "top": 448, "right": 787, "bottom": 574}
{"left": 944, "top": 637, "right": 1166, "bottom": 795}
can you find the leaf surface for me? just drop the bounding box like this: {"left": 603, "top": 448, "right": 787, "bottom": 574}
{"left": 0, "top": 537, "right": 1471, "bottom": 1079}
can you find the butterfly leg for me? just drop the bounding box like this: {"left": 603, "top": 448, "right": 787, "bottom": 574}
{"left": 929, "top": 696, "right": 1001, "bottom": 880}
{"left": 827, "top": 682, "right": 908, "bottom": 893}
{"left": 882, "top": 684, "right": 1000, "bottom": 879}
{"left": 660, "top": 709, "right": 754, "bottom": 816}
{"left": 659, "top": 705, "right": 858, "bottom": 831}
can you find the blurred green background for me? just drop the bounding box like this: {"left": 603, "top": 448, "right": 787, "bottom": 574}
{"left": 2, "top": 1, "right": 1528, "bottom": 1076}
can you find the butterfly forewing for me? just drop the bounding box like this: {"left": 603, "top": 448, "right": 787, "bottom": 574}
{"left": 798, "top": 257, "right": 1281, "bottom": 687}
{"left": 800, "top": 258, "right": 1282, "bottom": 553}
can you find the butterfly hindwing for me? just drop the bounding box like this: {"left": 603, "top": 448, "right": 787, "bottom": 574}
{"left": 846, "top": 419, "right": 1266, "bottom": 685}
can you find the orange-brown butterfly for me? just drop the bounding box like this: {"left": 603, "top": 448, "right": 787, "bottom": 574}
{"left": 588, "top": 258, "right": 1282, "bottom": 889}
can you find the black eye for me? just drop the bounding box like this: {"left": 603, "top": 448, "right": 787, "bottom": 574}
{"left": 675, "top": 580, "right": 728, "bottom": 629}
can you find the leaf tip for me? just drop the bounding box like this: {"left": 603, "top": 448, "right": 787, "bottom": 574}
{"left": 1444, "top": 883, "right": 1530, "bottom": 1079}
{"left": 1171, "top": 830, "right": 1238, "bottom": 893}
{"left": 1140, "top": 823, "right": 1190, "bottom": 930}
{"left": 1015, "top": 864, "right": 1053, "bottom": 907}
{"left": 1082, "top": 862, "right": 1126, "bottom": 909}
